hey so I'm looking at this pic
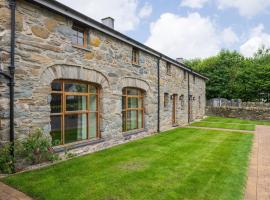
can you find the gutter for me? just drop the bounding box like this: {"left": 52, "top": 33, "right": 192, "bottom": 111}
{"left": 157, "top": 56, "right": 161, "bottom": 133}
{"left": 188, "top": 71, "right": 190, "bottom": 123}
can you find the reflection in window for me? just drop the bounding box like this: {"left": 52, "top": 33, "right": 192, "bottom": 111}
{"left": 50, "top": 80, "right": 99, "bottom": 145}
{"left": 122, "top": 88, "right": 144, "bottom": 132}
{"left": 72, "top": 25, "right": 86, "bottom": 47}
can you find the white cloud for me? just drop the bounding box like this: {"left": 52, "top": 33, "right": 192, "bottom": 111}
{"left": 57, "top": 0, "right": 152, "bottom": 32}
{"left": 145, "top": 12, "right": 232, "bottom": 59}
{"left": 180, "top": 0, "right": 208, "bottom": 8}
{"left": 139, "top": 3, "right": 152, "bottom": 18}
{"left": 221, "top": 27, "right": 239, "bottom": 45}
{"left": 217, "top": 0, "right": 270, "bottom": 17}
{"left": 240, "top": 24, "right": 270, "bottom": 57}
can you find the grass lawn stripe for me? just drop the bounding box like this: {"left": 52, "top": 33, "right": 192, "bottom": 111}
{"left": 2, "top": 128, "right": 253, "bottom": 200}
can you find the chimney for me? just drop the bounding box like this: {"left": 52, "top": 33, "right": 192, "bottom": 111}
{"left": 102, "top": 17, "right": 114, "bottom": 29}
{"left": 176, "top": 58, "right": 184, "bottom": 63}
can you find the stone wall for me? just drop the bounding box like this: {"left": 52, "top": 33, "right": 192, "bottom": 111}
{"left": 0, "top": 0, "right": 206, "bottom": 149}
{"left": 206, "top": 106, "right": 270, "bottom": 121}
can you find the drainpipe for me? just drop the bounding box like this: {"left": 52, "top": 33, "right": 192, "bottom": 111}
{"left": 9, "top": 0, "right": 16, "bottom": 159}
{"left": 157, "top": 55, "right": 162, "bottom": 133}
{"left": 187, "top": 71, "right": 190, "bottom": 123}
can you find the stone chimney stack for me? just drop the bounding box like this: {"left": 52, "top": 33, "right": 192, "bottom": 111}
{"left": 101, "top": 17, "right": 115, "bottom": 29}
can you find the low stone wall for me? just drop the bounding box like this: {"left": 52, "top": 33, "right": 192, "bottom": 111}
{"left": 206, "top": 106, "right": 270, "bottom": 121}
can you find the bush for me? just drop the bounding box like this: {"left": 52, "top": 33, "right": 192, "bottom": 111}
{"left": 18, "top": 129, "right": 58, "bottom": 165}
{"left": 0, "top": 143, "right": 15, "bottom": 174}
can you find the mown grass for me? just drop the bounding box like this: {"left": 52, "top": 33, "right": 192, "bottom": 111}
{"left": 202, "top": 116, "right": 270, "bottom": 125}
{"left": 1, "top": 128, "right": 253, "bottom": 200}
{"left": 190, "top": 116, "right": 270, "bottom": 131}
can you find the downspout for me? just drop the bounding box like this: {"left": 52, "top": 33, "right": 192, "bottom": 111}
{"left": 157, "top": 55, "right": 161, "bottom": 133}
{"left": 187, "top": 71, "right": 190, "bottom": 123}
{"left": 9, "top": 0, "right": 16, "bottom": 158}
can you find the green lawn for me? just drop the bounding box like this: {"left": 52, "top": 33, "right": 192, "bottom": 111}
{"left": 1, "top": 128, "right": 253, "bottom": 200}
{"left": 202, "top": 116, "right": 270, "bottom": 125}
{"left": 190, "top": 116, "right": 270, "bottom": 131}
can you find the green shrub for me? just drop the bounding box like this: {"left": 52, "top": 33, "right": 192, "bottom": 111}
{"left": 17, "top": 129, "right": 58, "bottom": 164}
{"left": 0, "top": 143, "right": 15, "bottom": 174}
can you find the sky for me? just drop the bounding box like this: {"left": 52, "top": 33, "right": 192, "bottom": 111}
{"left": 57, "top": 0, "right": 270, "bottom": 60}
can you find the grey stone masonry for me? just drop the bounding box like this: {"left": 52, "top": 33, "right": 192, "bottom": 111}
{"left": 0, "top": 0, "right": 206, "bottom": 153}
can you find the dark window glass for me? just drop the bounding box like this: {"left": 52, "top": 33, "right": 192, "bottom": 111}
{"left": 51, "top": 94, "right": 62, "bottom": 113}
{"left": 65, "top": 83, "right": 87, "bottom": 93}
{"left": 51, "top": 82, "right": 62, "bottom": 91}
{"left": 50, "top": 116, "right": 62, "bottom": 146}
{"left": 66, "top": 96, "right": 87, "bottom": 111}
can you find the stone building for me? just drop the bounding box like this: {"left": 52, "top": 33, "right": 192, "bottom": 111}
{"left": 0, "top": 0, "right": 207, "bottom": 154}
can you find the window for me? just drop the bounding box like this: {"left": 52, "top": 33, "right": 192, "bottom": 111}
{"left": 184, "top": 71, "right": 187, "bottom": 80}
{"left": 122, "top": 88, "right": 144, "bottom": 132}
{"left": 132, "top": 48, "right": 139, "bottom": 65}
{"left": 164, "top": 93, "right": 169, "bottom": 108}
{"left": 166, "top": 62, "right": 172, "bottom": 75}
{"left": 50, "top": 80, "right": 100, "bottom": 146}
{"left": 199, "top": 96, "right": 201, "bottom": 109}
{"left": 193, "top": 75, "right": 196, "bottom": 84}
{"left": 72, "top": 25, "right": 87, "bottom": 48}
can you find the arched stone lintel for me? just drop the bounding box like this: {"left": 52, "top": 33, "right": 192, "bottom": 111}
{"left": 121, "top": 77, "right": 150, "bottom": 92}
{"left": 40, "top": 64, "right": 110, "bottom": 89}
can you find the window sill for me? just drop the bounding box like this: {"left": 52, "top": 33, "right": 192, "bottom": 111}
{"left": 123, "top": 128, "right": 146, "bottom": 139}
{"left": 72, "top": 45, "right": 92, "bottom": 52}
{"left": 53, "top": 138, "right": 105, "bottom": 153}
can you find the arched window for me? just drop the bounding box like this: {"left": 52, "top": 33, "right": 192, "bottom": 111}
{"left": 122, "top": 88, "right": 144, "bottom": 132}
{"left": 50, "top": 80, "right": 100, "bottom": 146}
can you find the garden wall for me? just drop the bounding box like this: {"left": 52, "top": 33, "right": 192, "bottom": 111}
{"left": 206, "top": 106, "right": 270, "bottom": 121}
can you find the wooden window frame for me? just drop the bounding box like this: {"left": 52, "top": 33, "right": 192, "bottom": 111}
{"left": 132, "top": 48, "right": 139, "bottom": 65}
{"left": 122, "top": 87, "right": 144, "bottom": 132}
{"left": 50, "top": 80, "right": 100, "bottom": 146}
{"left": 72, "top": 25, "right": 87, "bottom": 48}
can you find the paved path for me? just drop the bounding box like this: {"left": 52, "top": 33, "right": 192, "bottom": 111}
{"left": 244, "top": 125, "right": 270, "bottom": 200}
{"left": 0, "top": 182, "right": 32, "bottom": 200}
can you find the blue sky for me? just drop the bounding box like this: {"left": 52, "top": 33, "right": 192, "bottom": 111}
{"left": 58, "top": 0, "right": 270, "bottom": 59}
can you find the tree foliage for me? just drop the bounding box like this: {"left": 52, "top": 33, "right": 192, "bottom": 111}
{"left": 185, "top": 49, "right": 270, "bottom": 102}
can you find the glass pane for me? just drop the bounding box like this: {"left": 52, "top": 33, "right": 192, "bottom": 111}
{"left": 128, "top": 97, "right": 138, "bottom": 108}
{"left": 122, "top": 111, "right": 126, "bottom": 131}
{"left": 89, "top": 95, "right": 97, "bottom": 111}
{"left": 78, "top": 37, "right": 84, "bottom": 46}
{"left": 138, "top": 111, "right": 143, "bottom": 129}
{"left": 66, "top": 96, "right": 87, "bottom": 111}
{"left": 50, "top": 116, "right": 62, "bottom": 146}
{"left": 138, "top": 98, "right": 143, "bottom": 108}
{"left": 127, "top": 88, "right": 139, "bottom": 95}
{"left": 65, "top": 114, "right": 87, "bottom": 144}
{"left": 89, "top": 85, "right": 97, "bottom": 93}
{"left": 78, "top": 30, "right": 84, "bottom": 38}
{"left": 50, "top": 94, "right": 62, "bottom": 113}
{"left": 65, "top": 83, "right": 87, "bottom": 93}
{"left": 122, "top": 96, "right": 126, "bottom": 110}
{"left": 89, "top": 113, "right": 97, "bottom": 138}
{"left": 51, "top": 82, "right": 62, "bottom": 91}
{"left": 127, "top": 110, "right": 137, "bottom": 131}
